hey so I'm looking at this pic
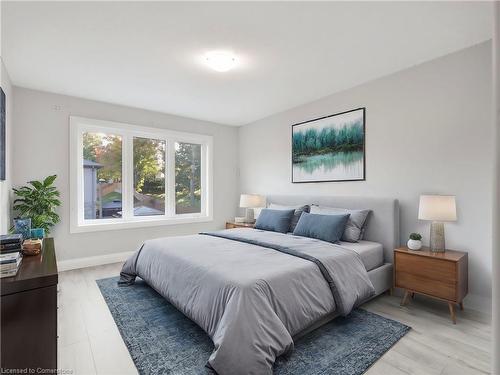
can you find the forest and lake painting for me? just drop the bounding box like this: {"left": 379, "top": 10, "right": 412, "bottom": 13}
{"left": 292, "top": 108, "right": 365, "bottom": 182}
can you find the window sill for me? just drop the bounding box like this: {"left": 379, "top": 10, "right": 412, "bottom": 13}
{"left": 70, "top": 215, "right": 213, "bottom": 233}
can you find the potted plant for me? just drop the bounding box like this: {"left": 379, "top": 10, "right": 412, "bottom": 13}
{"left": 407, "top": 232, "right": 422, "bottom": 250}
{"left": 12, "top": 175, "right": 61, "bottom": 236}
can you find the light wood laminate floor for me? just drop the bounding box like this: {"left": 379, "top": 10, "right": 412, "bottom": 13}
{"left": 58, "top": 262, "right": 491, "bottom": 375}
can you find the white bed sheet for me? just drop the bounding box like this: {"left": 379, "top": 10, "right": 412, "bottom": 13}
{"left": 338, "top": 240, "right": 384, "bottom": 271}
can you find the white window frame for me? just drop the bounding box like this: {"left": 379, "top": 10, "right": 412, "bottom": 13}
{"left": 70, "top": 116, "right": 213, "bottom": 233}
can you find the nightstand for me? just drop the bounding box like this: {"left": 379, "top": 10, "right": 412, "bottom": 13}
{"left": 394, "top": 246, "right": 468, "bottom": 324}
{"left": 225, "top": 222, "right": 255, "bottom": 229}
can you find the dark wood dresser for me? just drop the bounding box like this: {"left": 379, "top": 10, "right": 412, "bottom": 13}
{"left": 1, "top": 238, "right": 58, "bottom": 371}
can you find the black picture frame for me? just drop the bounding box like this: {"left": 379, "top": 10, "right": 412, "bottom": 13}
{"left": 0, "top": 88, "right": 5, "bottom": 181}
{"left": 291, "top": 107, "right": 366, "bottom": 183}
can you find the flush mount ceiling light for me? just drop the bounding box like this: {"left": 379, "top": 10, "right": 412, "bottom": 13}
{"left": 204, "top": 51, "right": 238, "bottom": 72}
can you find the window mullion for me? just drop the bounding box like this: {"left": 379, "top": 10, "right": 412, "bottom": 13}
{"left": 206, "top": 139, "right": 213, "bottom": 219}
{"left": 201, "top": 143, "right": 207, "bottom": 217}
{"left": 77, "top": 128, "right": 85, "bottom": 226}
{"left": 122, "top": 133, "right": 133, "bottom": 220}
{"left": 166, "top": 139, "right": 176, "bottom": 217}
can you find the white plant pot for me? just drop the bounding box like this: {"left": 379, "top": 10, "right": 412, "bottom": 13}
{"left": 407, "top": 239, "right": 422, "bottom": 250}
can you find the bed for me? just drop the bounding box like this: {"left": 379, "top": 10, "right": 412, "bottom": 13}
{"left": 119, "top": 195, "right": 399, "bottom": 375}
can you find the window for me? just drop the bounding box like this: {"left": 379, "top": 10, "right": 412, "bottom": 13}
{"left": 70, "top": 117, "right": 213, "bottom": 232}
{"left": 83, "top": 132, "right": 123, "bottom": 220}
{"left": 133, "top": 137, "right": 166, "bottom": 217}
{"left": 175, "top": 142, "right": 201, "bottom": 214}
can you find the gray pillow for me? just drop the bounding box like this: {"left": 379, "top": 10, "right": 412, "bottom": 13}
{"left": 268, "top": 203, "right": 310, "bottom": 232}
{"left": 359, "top": 212, "right": 372, "bottom": 240}
{"left": 310, "top": 206, "right": 371, "bottom": 242}
{"left": 293, "top": 212, "right": 350, "bottom": 244}
{"left": 255, "top": 209, "right": 295, "bottom": 233}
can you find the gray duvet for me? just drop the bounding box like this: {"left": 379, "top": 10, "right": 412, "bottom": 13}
{"left": 119, "top": 228, "right": 375, "bottom": 375}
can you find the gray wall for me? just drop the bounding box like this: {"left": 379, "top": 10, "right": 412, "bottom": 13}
{"left": 0, "top": 59, "right": 13, "bottom": 234}
{"left": 238, "top": 42, "right": 493, "bottom": 309}
{"left": 12, "top": 88, "right": 239, "bottom": 261}
{"left": 492, "top": 3, "right": 499, "bottom": 373}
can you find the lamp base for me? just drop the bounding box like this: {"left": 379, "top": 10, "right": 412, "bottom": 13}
{"left": 244, "top": 208, "right": 255, "bottom": 224}
{"left": 430, "top": 221, "right": 445, "bottom": 252}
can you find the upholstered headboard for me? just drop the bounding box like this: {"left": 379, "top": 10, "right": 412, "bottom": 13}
{"left": 266, "top": 195, "right": 400, "bottom": 264}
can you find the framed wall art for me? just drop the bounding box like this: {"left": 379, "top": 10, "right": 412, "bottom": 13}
{"left": 292, "top": 107, "right": 365, "bottom": 183}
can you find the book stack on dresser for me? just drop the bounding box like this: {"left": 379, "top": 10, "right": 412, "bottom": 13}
{"left": 0, "top": 234, "right": 23, "bottom": 278}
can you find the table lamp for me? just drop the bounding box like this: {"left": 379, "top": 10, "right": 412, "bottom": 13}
{"left": 418, "top": 195, "right": 457, "bottom": 252}
{"left": 240, "top": 194, "right": 266, "bottom": 223}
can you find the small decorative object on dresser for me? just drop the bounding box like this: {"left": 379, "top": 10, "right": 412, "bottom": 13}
{"left": 30, "top": 228, "right": 45, "bottom": 239}
{"left": 407, "top": 232, "right": 422, "bottom": 250}
{"left": 418, "top": 195, "right": 457, "bottom": 252}
{"left": 226, "top": 221, "right": 255, "bottom": 229}
{"left": 239, "top": 194, "right": 266, "bottom": 223}
{"left": 394, "top": 246, "right": 468, "bottom": 324}
{"left": 13, "top": 218, "right": 31, "bottom": 240}
{"left": 22, "top": 238, "right": 43, "bottom": 256}
{"left": 0, "top": 235, "right": 23, "bottom": 276}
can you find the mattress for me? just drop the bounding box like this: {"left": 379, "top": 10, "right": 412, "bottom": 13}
{"left": 338, "top": 240, "right": 384, "bottom": 271}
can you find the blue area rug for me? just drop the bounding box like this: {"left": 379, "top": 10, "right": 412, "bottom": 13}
{"left": 97, "top": 277, "right": 410, "bottom": 375}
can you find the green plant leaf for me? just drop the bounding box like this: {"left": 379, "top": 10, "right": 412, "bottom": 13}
{"left": 43, "top": 175, "right": 57, "bottom": 187}
{"left": 29, "top": 180, "right": 43, "bottom": 190}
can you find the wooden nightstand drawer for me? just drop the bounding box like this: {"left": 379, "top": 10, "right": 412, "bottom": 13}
{"left": 226, "top": 222, "right": 255, "bottom": 229}
{"left": 395, "top": 252, "right": 456, "bottom": 282}
{"left": 395, "top": 271, "right": 456, "bottom": 301}
{"left": 394, "top": 246, "right": 468, "bottom": 324}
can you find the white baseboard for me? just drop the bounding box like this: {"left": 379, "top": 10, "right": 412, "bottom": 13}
{"left": 57, "top": 251, "right": 134, "bottom": 272}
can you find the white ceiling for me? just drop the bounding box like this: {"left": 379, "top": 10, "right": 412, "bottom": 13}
{"left": 2, "top": 1, "right": 492, "bottom": 126}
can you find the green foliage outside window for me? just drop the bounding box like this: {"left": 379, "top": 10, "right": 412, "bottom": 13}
{"left": 83, "top": 133, "right": 202, "bottom": 213}
{"left": 133, "top": 137, "right": 165, "bottom": 193}
{"left": 175, "top": 142, "right": 201, "bottom": 213}
{"left": 83, "top": 133, "right": 122, "bottom": 181}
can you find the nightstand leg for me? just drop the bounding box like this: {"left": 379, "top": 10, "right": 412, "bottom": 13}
{"left": 401, "top": 290, "right": 410, "bottom": 306}
{"left": 459, "top": 302, "right": 464, "bottom": 311}
{"left": 448, "top": 303, "right": 456, "bottom": 324}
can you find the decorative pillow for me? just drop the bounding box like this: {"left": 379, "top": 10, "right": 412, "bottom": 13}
{"left": 268, "top": 203, "right": 310, "bottom": 232}
{"left": 359, "top": 212, "right": 372, "bottom": 240}
{"left": 255, "top": 209, "right": 295, "bottom": 234}
{"left": 310, "top": 206, "right": 371, "bottom": 242}
{"left": 293, "top": 212, "right": 350, "bottom": 244}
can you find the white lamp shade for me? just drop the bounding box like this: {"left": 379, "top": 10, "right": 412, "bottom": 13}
{"left": 418, "top": 195, "right": 457, "bottom": 222}
{"left": 239, "top": 194, "right": 266, "bottom": 208}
